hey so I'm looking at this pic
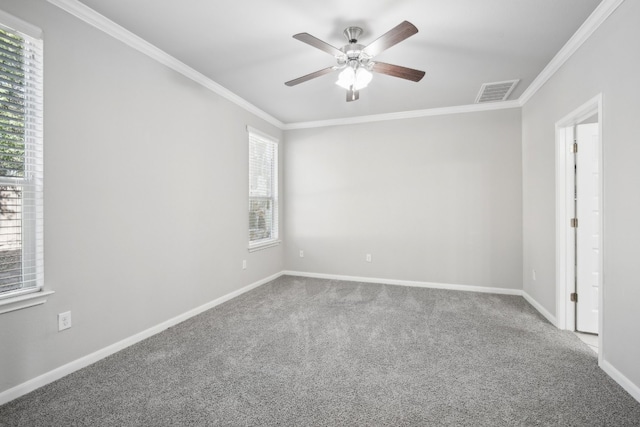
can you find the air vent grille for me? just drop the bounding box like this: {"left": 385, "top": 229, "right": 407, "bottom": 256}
{"left": 475, "top": 79, "right": 520, "bottom": 103}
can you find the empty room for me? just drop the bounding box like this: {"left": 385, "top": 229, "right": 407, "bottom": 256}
{"left": 1, "top": 0, "right": 639, "bottom": 425}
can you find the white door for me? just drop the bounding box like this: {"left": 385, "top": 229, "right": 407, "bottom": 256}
{"left": 575, "top": 123, "right": 600, "bottom": 334}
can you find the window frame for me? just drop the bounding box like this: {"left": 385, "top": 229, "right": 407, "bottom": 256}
{"left": 247, "top": 126, "right": 280, "bottom": 252}
{"left": 0, "top": 10, "right": 49, "bottom": 314}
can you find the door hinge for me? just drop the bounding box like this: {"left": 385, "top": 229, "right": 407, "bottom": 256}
{"left": 571, "top": 142, "right": 578, "bottom": 153}
{"left": 571, "top": 218, "right": 578, "bottom": 228}
{"left": 570, "top": 292, "right": 578, "bottom": 302}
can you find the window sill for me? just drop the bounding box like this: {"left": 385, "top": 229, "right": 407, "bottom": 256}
{"left": 248, "top": 240, "right": 281, "bottom": 252}
{"left": 0, "top": 289, "right": 55, "bottom": 315}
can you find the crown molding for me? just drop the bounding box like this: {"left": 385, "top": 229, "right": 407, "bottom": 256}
{"left": 518, "top": 0, "right": 625, "bottom": 106}
{"left": 283, "top": 100, "right": 521, "bottom": 130}
{"left": 46, "top": 0, "right": 285, "bottom": 130}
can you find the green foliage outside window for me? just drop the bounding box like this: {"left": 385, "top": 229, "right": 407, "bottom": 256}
{"left": 0, "top": 27, "right": 26, "bottom": 290}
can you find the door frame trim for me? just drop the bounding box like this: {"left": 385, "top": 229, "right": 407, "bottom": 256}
{"left": 555, "top": 94, "right": 603, "bottom": 362}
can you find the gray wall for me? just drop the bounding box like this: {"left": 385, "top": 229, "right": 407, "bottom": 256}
{"left": 284, "top": 109, "right": 523, "bottom": 289}
{"left": 0, "top": 0, "right": 283, "bottom": 394}
{"left": 522, "top": 0, "right": 640, "bottom": 388}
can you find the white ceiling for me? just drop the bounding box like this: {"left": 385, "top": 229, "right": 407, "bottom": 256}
{"left": 75, "top": 0, "right": 602, "bottom": 124}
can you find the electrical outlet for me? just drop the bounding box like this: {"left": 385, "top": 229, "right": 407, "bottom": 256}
{"left": 299, "top": 250, "right": 304, "bottom": 258}
{"left": 58, "top": 311, "right": 72, "bottom": 331}
{"left": 242, "top": 260, "right": 247, "bottom": 270}
{"left": 366, "top": 254, "right": 372, "bottom": 263}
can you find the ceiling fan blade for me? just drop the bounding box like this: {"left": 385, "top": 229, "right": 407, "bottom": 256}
{"left": 371, "top": 62, "right": 425, "bottom": 82}
{"left": 347, "top": 86, "right": 359, "bottom": 102}
{"left": 293, "top": 33, "right": 343, "bottom": 57}
{"left": 285, "top": 67, "right": 335, "bottom": 86}
{"left": 363, "top": 21, "right": 418, "bottom": 57}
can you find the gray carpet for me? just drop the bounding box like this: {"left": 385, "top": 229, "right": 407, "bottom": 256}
{"left": 1, "top": 275, "right": 639, "bottom": 426}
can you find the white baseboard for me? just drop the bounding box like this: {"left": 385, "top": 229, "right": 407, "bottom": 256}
{"left": 522, "top": 291, "right": 557, "bottom": 326}
{"left": 600, "top": 359, "right": 640, "bottom": 403}
{"left": 282, "top": 270, "right": 522, "bottom": 296}
{"left": 0, "top": 272, "right": 282, "bottom": 406}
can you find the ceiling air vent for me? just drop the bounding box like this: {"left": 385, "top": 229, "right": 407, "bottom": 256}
{"left": 475, "top": 79, "right": 519, "bottom": 103}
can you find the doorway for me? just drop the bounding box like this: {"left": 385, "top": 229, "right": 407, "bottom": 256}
{"left": 555, "top": 95, "right": 603, "bottom": 361}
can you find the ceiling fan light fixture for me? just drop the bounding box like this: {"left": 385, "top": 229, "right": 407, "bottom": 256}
{"left": 336, "top": 67, "right": 355, "bottom": 90}
{"left": 336, "top": 66, "right": 372, "bottom": 90}
{"left": 354, "top": 67, "right": 372, "bottom": 90}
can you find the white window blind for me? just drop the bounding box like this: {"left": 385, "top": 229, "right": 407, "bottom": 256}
{"left": 248, "top": 127, "right": 278, "bottom": 250}
{"left": 0, "top": 22, "right": 44, "bottom": 299}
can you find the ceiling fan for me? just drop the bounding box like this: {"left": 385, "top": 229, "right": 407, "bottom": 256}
{"left": 285, "top": 21, "right": 425, "bottom": 102}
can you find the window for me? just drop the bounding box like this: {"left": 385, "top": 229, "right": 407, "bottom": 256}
{"left": 248, "top": 127, "right": 278, "bottom": 251}
{"left": 0, "top": 18, "right": 44, "bottom": 301}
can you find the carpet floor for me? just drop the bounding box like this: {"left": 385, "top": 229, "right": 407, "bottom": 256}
{"left": 1, "top": 275, "right": 639, "bottom": 426}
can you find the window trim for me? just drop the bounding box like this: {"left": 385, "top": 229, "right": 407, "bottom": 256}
{"left": 248, "top": 239, "right": 281, "bottom": 253}
{"left": 247, "top": 126, "right": 279, "bottom": 251}
{"left": 0, "top": 288, "right": 54, "bottom": 315}
{"left": 0, "top": 11, "right": 46, "bottom": 312}
{"left": 0, "top": 10, "right": 42, "bottom": 39}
